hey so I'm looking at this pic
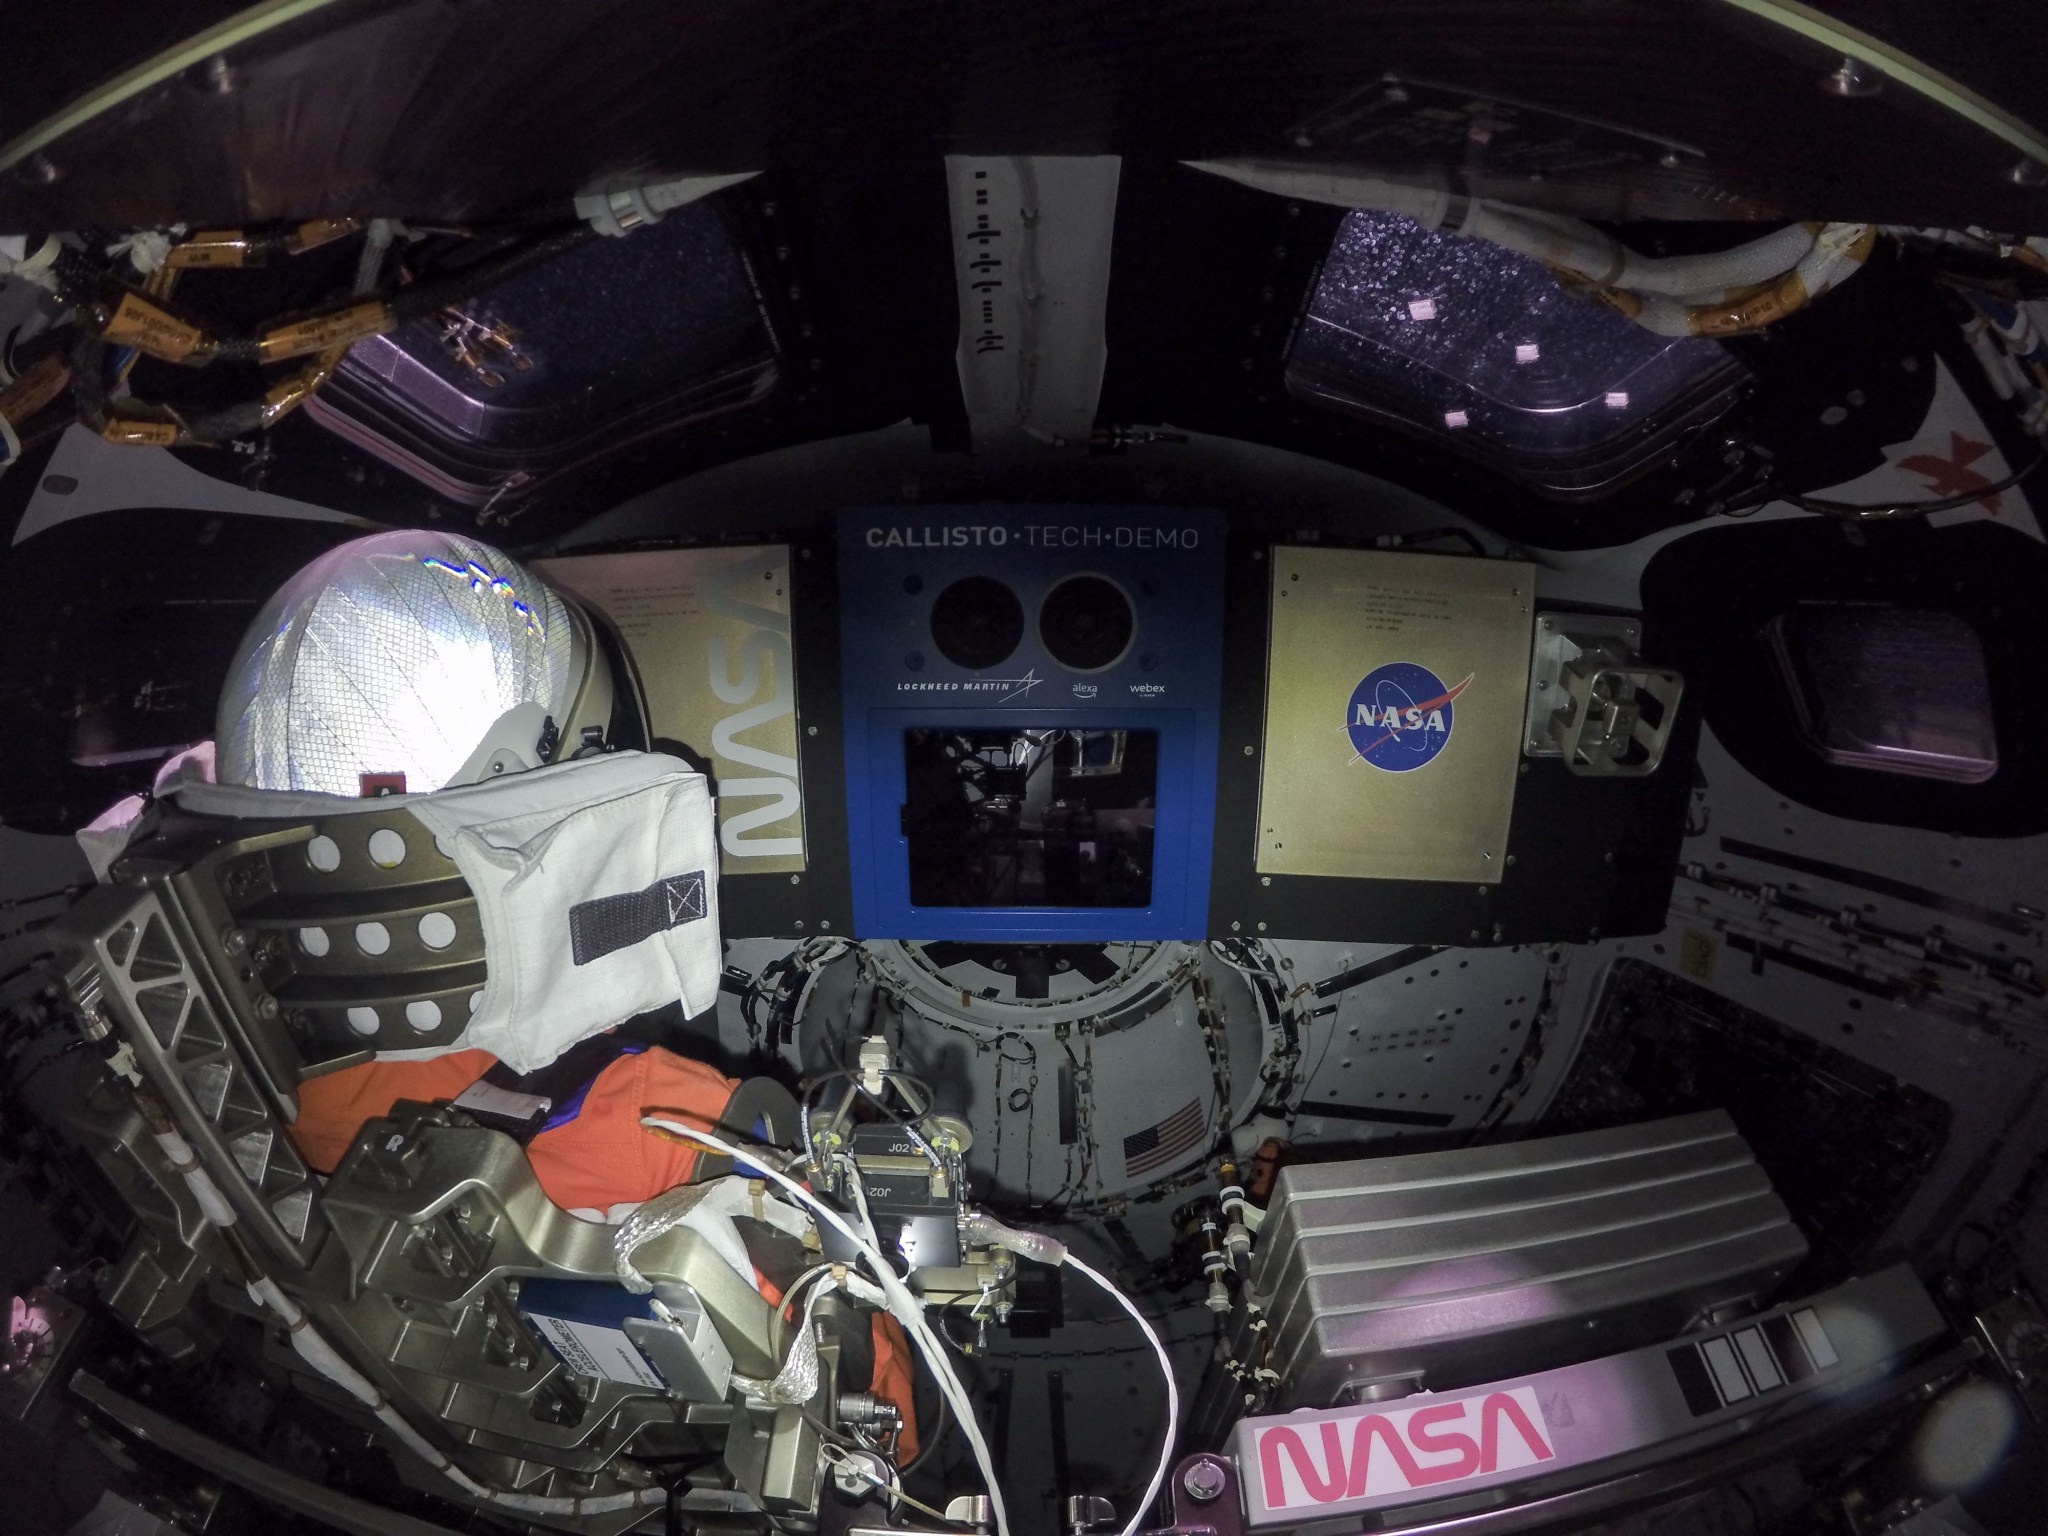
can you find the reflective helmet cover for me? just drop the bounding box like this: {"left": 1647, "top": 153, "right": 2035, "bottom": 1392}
{"left": 216, "top": 530, "right": 578, "bottom": 795}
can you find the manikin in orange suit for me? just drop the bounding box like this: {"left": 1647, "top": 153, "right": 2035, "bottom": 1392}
{"left": 291, "top": 1045, "right": 920, "bottom": 1462}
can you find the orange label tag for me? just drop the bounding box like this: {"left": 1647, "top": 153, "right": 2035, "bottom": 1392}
{"left": 263, "top": 373, "right": 311, "bottom": 410}
{"left": 292, "top": 217, "right": 359, "bottom": 252}
{"left": 166, "top": 231, "right": 251, "bottom": 269}
{"left": 99, "top": 416, "right": 181, "bottom": 447}
{"left": 257, "top": 299, "right": 391, "bottom": 362}
{"left": 0, "top": 353, "right": 70, "bottom": 424}
{"left": 1691, "top": 273, "right": 1806, "bottom": 336}
{"left": 101, "top": 292, "right": 205, "bottom": 362}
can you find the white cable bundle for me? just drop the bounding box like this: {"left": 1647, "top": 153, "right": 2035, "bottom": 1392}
{"left": 642, "top": 1117, "right": 1015, "bottom": 1536}
{"left": 961, "top": 1214, "right": 1180, "bottom": 1536}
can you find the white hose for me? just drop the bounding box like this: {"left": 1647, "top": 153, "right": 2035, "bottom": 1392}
{"left": 1177, "top": 161, "right": 1877, "bottom": 332}
{"left": 150, "top": 1128, "right": 240, "bottom": 1227}
{"left": 1180, "top": 161, "right": 1459, "bottom": 229}
{"left": 963, "top": 1216, "right": 1180, "bottom": 1536}
{"left": 642, "top": 1116, "right": 1012, "bottom": 1536}
{"left": 1063, "top": 1254, "right": 1179, "bottom": 1536}
{"left": 1462, "top": 207, "right": 1821, "bottom": 301}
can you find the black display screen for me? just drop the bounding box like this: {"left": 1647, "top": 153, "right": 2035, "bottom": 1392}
{"left": 904, "top": 729, "right": 1158, "bottom": 908}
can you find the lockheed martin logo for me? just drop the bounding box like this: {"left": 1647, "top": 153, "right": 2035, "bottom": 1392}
{"left": 990, "top": 669, "right": 1042, "bottom": 703}
{"left": 894, "top": 669, "right": 1043, "bottom": 703}
{"left": 1344, "top": 662, "right": 1473, "bottom": 773}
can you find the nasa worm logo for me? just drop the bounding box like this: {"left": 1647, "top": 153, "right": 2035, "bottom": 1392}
{"left": 1345, "top": 663, "right": 1475, "bottom": 773}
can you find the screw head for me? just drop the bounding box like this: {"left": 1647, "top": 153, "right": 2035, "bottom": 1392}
{"left": 1182, "top": 1459, "right": 1228, "bottom": 1503}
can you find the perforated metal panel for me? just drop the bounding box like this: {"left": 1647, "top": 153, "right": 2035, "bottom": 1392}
{"left": 1284, "top": 942, "right": 1551, "bottom": 1140}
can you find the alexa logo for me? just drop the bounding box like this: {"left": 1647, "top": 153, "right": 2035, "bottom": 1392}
{"left": 1345, "top": 662, "right": 1474, "bottom": 773}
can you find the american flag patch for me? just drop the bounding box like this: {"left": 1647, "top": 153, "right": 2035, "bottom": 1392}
{"left": 1123, "top": 1099, "right": 1206, "bottom": 1178}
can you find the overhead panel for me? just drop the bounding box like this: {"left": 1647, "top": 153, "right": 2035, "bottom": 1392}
{"left": 946, "top": 156, "right": 1121, "bottom": 446}
{"left": 1257, "top": 547, "right": 1533, "bottom": 884}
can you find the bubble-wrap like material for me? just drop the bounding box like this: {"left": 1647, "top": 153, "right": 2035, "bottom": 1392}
{"left": 216, "top": 531, "right": 575, "bottom": 796}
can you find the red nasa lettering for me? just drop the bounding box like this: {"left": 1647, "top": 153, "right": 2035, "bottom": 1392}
{"left": 1255, "top": 1388, "right": 1555, "bottom": 1510}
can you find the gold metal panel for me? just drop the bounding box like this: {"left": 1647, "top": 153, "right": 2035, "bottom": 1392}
{"left": 1257, "top": 547, "right": 1533, "bottom": 883}
{"left": 536, "top": 547, "right": 806, "bottom": 875}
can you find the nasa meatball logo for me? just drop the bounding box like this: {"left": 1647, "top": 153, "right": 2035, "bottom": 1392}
{"left": 1345, "top": 662, "right": 1474, "bottom": 773}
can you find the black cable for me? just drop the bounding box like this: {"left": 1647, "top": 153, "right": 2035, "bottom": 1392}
{"left": 1390, "top": 527, "right": 1487, "bottom": 555}
{"left": 1726, "top": 452, "right": 2046, "bottom": 520}
{"left": 6, "top": 1038, "right": 89, "bottom": 1089}
{"left": 209, "top": 223, "right": 598, "bottom": 365}
{"left": 0, "top": 956, "right": 55, "bottom": 993}
{"left": 901, "top": 1359, "right": 951, "bottom": 1480}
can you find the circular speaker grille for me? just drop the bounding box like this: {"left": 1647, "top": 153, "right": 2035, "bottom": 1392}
{"left": 930, "top": 576, "right": 1025, "bottom": 670}
{"left": 1038, "top": 575, "right": 1134, "bottom": 671}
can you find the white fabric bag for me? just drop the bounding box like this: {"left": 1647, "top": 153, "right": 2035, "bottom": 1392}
{"left": 402, "top": 754, "right": 720, "bottom": 1072}
{"left": 90, "top": 749, "right": 720, "bottom": 1074}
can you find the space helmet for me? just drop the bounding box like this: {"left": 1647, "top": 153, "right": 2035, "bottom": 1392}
{"left": 215, "top": 530, "right": 618, "bottom": 796}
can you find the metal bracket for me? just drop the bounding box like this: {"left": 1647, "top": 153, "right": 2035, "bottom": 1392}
{"left": 1524, "top": 612, "right": 1683, "bottom": 776}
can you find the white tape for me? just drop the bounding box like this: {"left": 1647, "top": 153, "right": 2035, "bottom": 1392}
{"left": 154, "top": 1130, "right": 239, "bottom": 1226}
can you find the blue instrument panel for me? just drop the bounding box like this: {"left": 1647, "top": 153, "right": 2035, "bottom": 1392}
{"left": 839, "top": 506, "right": 1226, "bottom": 940}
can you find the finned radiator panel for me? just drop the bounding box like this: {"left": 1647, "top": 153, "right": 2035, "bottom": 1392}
{"left": 1252, "top": 1110, "right": 1807, "bottom": 1406}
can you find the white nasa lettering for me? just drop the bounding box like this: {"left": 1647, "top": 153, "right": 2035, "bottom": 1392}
{"left": 707, "top": 551, "right": 804, "bottom": 860}
{"left": 1352, "top": 703, "right": 1450, "bottom": 732}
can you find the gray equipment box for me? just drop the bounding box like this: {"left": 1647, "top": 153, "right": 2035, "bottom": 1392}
{"left": 1252, "top": 1109, "right": 1807, "bottom": 1408}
